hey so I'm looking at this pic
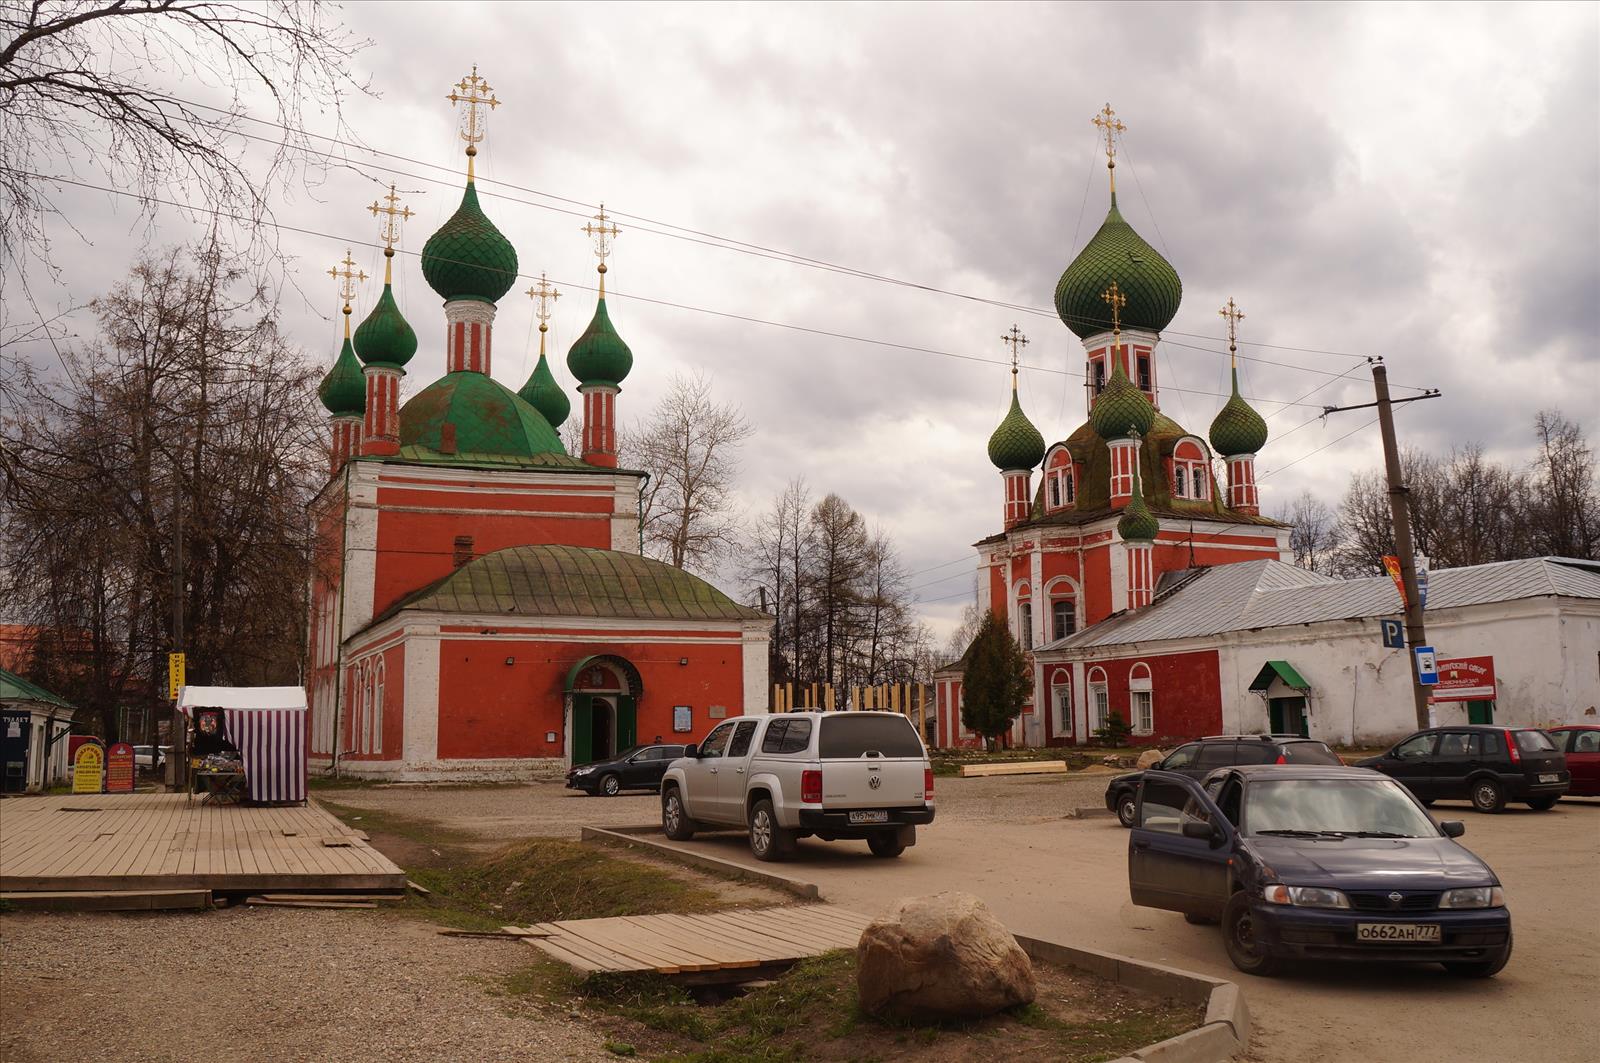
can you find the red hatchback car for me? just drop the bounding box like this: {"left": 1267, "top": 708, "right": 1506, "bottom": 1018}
{"left": 1547, "top": 726, "right": 1600, "bottom": 797}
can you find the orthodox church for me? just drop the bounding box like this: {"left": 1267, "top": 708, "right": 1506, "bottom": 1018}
{"left": 935, "top": 107, "right": 1289, "bottom": 749}
{"left": 306, "top": 69, "right": 771, "bottom": 780}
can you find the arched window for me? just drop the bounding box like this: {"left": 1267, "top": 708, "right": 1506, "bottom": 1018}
{"left": 1045, "top": 577, "right": 1079, "bottom": 643}
{"left": 1172, "top": 439, "right": 1210, "bottom": 500}
{"left": 1174, "top": 466, "right": 1187, "bottom": 498}
{"left": 1093, "top": 360, "right": 1106, "bottom": 395}
{"left": 1129, "top": 663, "right": 1154, "bottom": 735}
{"left": 1050, "top": 668, "right": 1073, "bottom": 738}
{"left": 373, "top": 657, "right": 386, "bottom": 755}
{"left": 1014, "top": 582, "right": 1033, "bottom": 650}
{"left": 1044, "top": 447, "right": 1075, "bottom": 513}
{"left": 1088, "top": 667, "right": 1110, "bottom": 733}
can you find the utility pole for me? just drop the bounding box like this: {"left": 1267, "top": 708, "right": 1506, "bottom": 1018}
{"left": 1322, "top": 358, "right": 1440, "bottom": 730}
{"left": 170, "top": 473, "right": 187, "bottom": 791}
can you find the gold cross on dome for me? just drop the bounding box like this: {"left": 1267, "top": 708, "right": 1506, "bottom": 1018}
{"left": 1219, "top": 298, "right": 1246, "bottom": 363}
{"left": 583, "top": 203, "right": 621, "bottom": 265}
{"left": 526, "top": 272, "right": 561, "bottom": 328}
{"left": 328, "top": 250, "right": 366, "bottom": 305}
{"left": 368, "top": 184, "right": 414, "bottom": 252}
{"left": 1101, "top": 281, "right": 1127, "bottom": 335}
{"left": 1092, "top": 103, "right": 1126, "bottom": 171}
{"left": 1001, "top": 325, "right": 1029, "bottom": 376}
{"left": 448, "top": 65, "right": 501, "bottom": 149}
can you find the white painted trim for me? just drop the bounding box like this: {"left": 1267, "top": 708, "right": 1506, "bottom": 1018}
{"left": 742, "top": 628, "right": 771, "bottom": 715}
{"left": 404, "top": 627, "right": 440, "bottom": 763}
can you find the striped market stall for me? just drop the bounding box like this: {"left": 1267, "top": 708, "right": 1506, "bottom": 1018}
{"left": 178, "top": 686, "right": 307, "bottom": 804}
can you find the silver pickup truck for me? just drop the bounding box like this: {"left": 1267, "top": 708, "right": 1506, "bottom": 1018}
{"left": 660, "top": 710, "right": 935, "bottom": 861}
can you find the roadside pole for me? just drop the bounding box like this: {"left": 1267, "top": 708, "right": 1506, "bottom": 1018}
{"left": 1322, "top": 358, "right": 1440, "bottom": 731}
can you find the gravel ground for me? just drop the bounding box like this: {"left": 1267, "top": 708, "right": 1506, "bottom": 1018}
{"left": 0, "top": 906, "right": 612, "bottom": 1063}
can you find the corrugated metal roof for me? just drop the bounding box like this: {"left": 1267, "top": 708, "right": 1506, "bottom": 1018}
{"left": 0, "top": 666, "right": 76, "bottom": 710}
{"left": 1045, "top": 556, "right": 1600, "bottom": 651}
{"left": 374, "top": 544, "right": 768, "bottom": 627}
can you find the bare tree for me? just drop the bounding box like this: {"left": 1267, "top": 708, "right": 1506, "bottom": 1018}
{"left": 629, "top": 371, "right": 753, "bottom": 573}
{"left": 1, "top": 240, "right": 322, "bottom": 740}
{"left": 806, "top": 493, "right": 867, "bottom": 689}
{"left": 1274, "top": 490, "right": 1341, "bottom": 574}
{"left": 1531, "top": 411, "right": 1599, "bottom": 559}
{"left": 1, "top": 1, "right": 369, "bottom": 278}
{"left": 943, "top": 599, "right": 981, "bottom": 663}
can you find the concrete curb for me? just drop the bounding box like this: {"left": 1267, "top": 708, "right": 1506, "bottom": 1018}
{"left": 1014, "top": 935, "right": 1249, "bottom": 1062}
{"left": 578, "top": 826, "right": 820, "bottom": 901}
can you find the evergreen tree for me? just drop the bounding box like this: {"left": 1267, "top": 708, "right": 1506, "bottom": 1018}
{"left": 960, "top": 610, "right": 1030, "bottom": 750}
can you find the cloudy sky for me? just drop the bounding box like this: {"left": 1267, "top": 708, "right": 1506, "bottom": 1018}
{"left": 9, "top": 1, "right": 1598, "bottom": 642}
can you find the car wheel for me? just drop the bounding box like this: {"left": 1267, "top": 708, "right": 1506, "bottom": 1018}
{"left": 600, "top": 774, "right": 621, "bottom": 797}
{"left": 1116, "top": 790, "right": 1139, "bottom": 829}
{"left": 867, "top": 833, "right": 905, "bottom": 859}
{"left": 1184, "top": 912, "right": 1217, "bottom": 925}
{"left": 1469, "top": 778, "right": 1505, "bottom": 814}
{"left": 661, "top": 787, "right": 696, "bottom": 840}
{"left": 747, "top": 799, "right": 795, "bottom": 862}
{"left": 1443, "top": 929, "right": 1513, "bottom": 978}
{"left": 1222, "top": 892, "right": 1282, "bottom": 977}
{"left": 1526, "top": 796, "right": 1558, "bottom": 811}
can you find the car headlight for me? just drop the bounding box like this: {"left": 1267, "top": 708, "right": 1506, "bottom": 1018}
{"left": 1439, "top": 886, "right": 1504, "bottom": 909}
{"left": 573, "top": 767, "right": 594, "bottom": 776}
{"left": 1263, "top": 885, "right": 1351, "bottom": 909}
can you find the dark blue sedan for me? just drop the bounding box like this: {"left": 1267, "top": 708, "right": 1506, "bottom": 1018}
{"left": 1129, "top": 765, "right": 1512, "bottom": 978}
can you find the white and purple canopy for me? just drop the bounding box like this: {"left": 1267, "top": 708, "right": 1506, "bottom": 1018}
{"left": 177, "top": 685, "right": 307, "bottom": 803}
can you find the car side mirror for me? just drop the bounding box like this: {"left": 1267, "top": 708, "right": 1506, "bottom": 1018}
{"left": 1181, "top": 819, "right": 1215, "bottom": 841}
{"left": 1440, "top": 820, "right": 1466, "bottom": 838}
{"left": 683, "top": 743, "right": 698, "bottom": 759}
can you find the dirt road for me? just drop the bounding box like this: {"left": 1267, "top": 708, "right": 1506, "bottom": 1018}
{"left": 322, "top": 777, "right": 1600, "bottom": 1063}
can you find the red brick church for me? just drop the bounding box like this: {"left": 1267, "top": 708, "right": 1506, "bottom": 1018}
{"left": 306, "top": 71, "right": 770, "bottom": 780}
{"left": 936, "top": 108, "right": 1289, "bottom": 748}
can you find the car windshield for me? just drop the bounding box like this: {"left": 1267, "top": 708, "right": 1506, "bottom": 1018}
{"left": 614, "top": 746, "right": 643, "bottom": 760}
{"left": 1245, "top": 779, "right": 1439, "bottom": 838}
{"left": 1515, "top": 730, "right": 1556, "bottom": 753}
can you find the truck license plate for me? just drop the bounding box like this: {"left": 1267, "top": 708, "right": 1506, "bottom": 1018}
{"left": 848, "top": 810, "right": 889, "bottom": 824}
{"left": 1356, "top": 923, "right": 1440, "bottom": 943}
{"left": 1538, "top": 773, "right": 1560, "bottom": 783}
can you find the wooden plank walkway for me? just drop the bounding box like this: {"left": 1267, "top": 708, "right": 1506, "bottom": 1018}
{"left": 0, "top": 793, "right": 406, "bottom": 894}
{"left": 523, "top": 904, "right": 873, "bottom": 976}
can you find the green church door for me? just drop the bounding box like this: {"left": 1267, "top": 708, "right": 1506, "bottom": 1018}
{"left": 616, "top": 696, "right": 637, "bottom": 751}
{"left": 1466, "top": 700, "right": 1495, "bottom": 725}
{"left": 1269, "top": 697, "right": 1309, "bottom": 738}
{"left": 572, "top": 700, "right": 593, "bottom": 765}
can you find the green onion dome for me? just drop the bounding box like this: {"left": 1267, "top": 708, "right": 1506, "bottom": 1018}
{"left": 352, "top": 283, "right": 418, "bottom": 368}
{"left": 1089, "top": 359, "right": 1156, "bottom": 439}
{"left": 517, "top": 351, "right": 571, "bottom": 430}
{"left": 567, "top": 296, "right": 634, "bottom": 387}
{"left": 399, "top": 372, "right": 564, "bottom": 457}
{"left": 1209, "top": 367, "right": 1269, "bottom": 456}
{"left": 318, "top": 336, "right": 367, "bottom": 416}
{"left": 987, "top": 390, "right": 1046, "bottom": 471}
{"left": 1055, "top": 197, "right": 1182, "bottom": 339}
{"left": 420, "top": 180, "right": 519, "bottom": 304}
{"left": 1117, "top": 467, "right": 1160, "bottom": 542}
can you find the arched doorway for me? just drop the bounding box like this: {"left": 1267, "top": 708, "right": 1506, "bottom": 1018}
{"left": 565, "top": 655, "right": 643, "bottom": 765}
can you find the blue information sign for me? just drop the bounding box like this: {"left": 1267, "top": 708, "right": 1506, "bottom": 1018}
{"left": 1414, "top": 646, "right": 1439, "bottom": 686}
{"left": 1380, "top": 619, "right": 1404, "bottom": 649}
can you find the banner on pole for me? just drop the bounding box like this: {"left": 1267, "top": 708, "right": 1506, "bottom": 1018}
{"left": 168, "top": 652, "right": 186, "bottom": 701}
{"left": 1382, "top": 556, "right": 1407, "bottom": 608}
{"left": 1415, "top": 554, "right": 1430, "bottom": 610}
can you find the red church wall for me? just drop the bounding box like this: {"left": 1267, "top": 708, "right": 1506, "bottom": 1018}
{"left": 341, "top": 637, "right": 406, "bottom": 762}
{"left": 435, "top": 634, "right": 747, "bottom": 760}
{"left": 1085, "top": 648, "right": 1222, "bottom": 744}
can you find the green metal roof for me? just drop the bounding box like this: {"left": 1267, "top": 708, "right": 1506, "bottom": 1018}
{"left": 353, "top": 282, "right": 419, "bottom": 368}
{"left": 380, "top": 544, "right": 768, "bottom": 625}
{"left": 420, "top": 179, "right": 519, "bottom": 304}
{"left": 399, "top": 371, "right": 565, "bottom": 459}
{"left": 1249, "top": 660, "right": 1311, "bottom": 692}
{"left": 1209, "top": 366, "right": 1269, "bottom": 456}
{"left": 518, "top": 351, "right": 571, "bottom": 429}
{"left": 987, "top": 389, "right": 1046, "bottom": 471}
{"left": 1055, "top": 196, "right": 1183, "bottom": 339}
{"left": 1117, "top": 465, "right": 1160, "bottom": 542}
{"left": 0, "top": 666, "right": 76, "bottom": 710}
{"left": 318, "top": 336, "right": 367, "bottom": 415}
{"left": 567, "top": 296, "right": 634, "bottom": 387}
{"left": 1089, "top": 359, "right": 1156, "bottom": 440}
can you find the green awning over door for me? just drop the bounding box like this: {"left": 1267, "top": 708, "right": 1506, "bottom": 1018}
{"left": 1249, "top": 660, "right": 1310, "bottom": 692}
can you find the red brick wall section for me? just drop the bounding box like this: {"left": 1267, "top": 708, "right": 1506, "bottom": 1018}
{"left": 1088, "top": 648, "right": 1222, "bottom": 745}
{"left": 435, "top": 635, "right": 747, "bottom": 759}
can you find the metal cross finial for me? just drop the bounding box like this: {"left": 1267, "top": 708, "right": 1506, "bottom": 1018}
{"left": 526, "top": 272, "right": 561, "bottom": 330}
{"left": 448, "top": 64, "right": 501, "bottom": 149}
{"left": 1001, "top": 324, "right": 1029, "bottom": 379}
{"left": 1092, "top": 102, "right": 1127, "bottom": 192}
{"left": 1101, "top": 281, "right": 1127, "bottom": 336}
{"left": 1218, "top": 298, "right": 1246, "bottom": 365}
{"left": 328, "top": 250, "right": 366, "bottom": 337}
{"left": 583, "top": 202, "right": 622, "bottom": 294}
{"left": 368, "top": 184, "right": 414, "bottom": 252}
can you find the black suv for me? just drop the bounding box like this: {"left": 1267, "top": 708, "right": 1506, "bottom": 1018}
{"left": 1356, "top": 726, "right": 1568, "bottom": 813}
{"left": 1106, "top": 735, "right": 1343, "bottom": 828}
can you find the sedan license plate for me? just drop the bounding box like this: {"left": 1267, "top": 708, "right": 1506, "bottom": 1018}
{"left": 848, "top": 810, "right": 889, "bottom": 825}
{"left": 1538, "top": 773, "right": 1560, "bottom": 783}
{"left": 1357, "top": 923, "right": 1440, "bottom": 944}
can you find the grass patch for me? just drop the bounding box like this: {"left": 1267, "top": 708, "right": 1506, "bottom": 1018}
{"left": 317, "top": 800, "right": 477, "bottom": 851}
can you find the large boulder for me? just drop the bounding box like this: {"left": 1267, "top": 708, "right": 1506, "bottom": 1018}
{"left": 856, "top": 891, "right": 1035, "bottom": 1022}
{"left": 1136, "top": 748, "right": 1166, "bottom": 769}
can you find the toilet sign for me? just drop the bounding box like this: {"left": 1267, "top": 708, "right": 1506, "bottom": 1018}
{"left": 1414, "top": 646, "right": 1439, "bottom": 686}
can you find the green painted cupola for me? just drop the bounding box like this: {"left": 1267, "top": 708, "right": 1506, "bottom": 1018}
{"left": 353, "top": 281, "right": 419, "bottom": 368}
{"left": 519, "top": 352, "right": 571, "bottom": 429}
{"left": 987, "top": 389, "right": 1046, "bottom": 471}
{"left": 1117, "top": 464, "right": 1160, "bottom": 542}
{"left": 318, "top": 334, "right": 366, "bottom": 415}
{"left": 421, "top": 179, "right": 519, "bottom": 305}
{"left": 1089, "top": 359, "right": 1156, "bottom": 440}
{"left": 567, "top": 282, "right": 634, "bottom": 387}
{"left": 1056, "top": 195, "right": 1183, "bottom": 340}
{"left": 1209, "top": 366, "right": 1269, "bottom": 456}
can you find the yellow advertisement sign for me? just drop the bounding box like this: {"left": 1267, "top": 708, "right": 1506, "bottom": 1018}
{"left": 72, "top": 743, "right": 104, "bottom": 794}
{"left": 168, "top": 652, "right": 186, "bottom": 701}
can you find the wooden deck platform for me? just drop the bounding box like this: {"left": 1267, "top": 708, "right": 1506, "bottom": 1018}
{"left": 0, "top": 793, "right": 406, "bottom": 894}
{"left": 523, "top": 904, "right": 873, "bottom": 978}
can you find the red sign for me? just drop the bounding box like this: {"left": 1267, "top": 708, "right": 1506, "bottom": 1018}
{"left": 1432, "top": 656, "right": 1496, "bottom": 702}
{"left": 106, "top": 742, "right": 135, "bottom": 793}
